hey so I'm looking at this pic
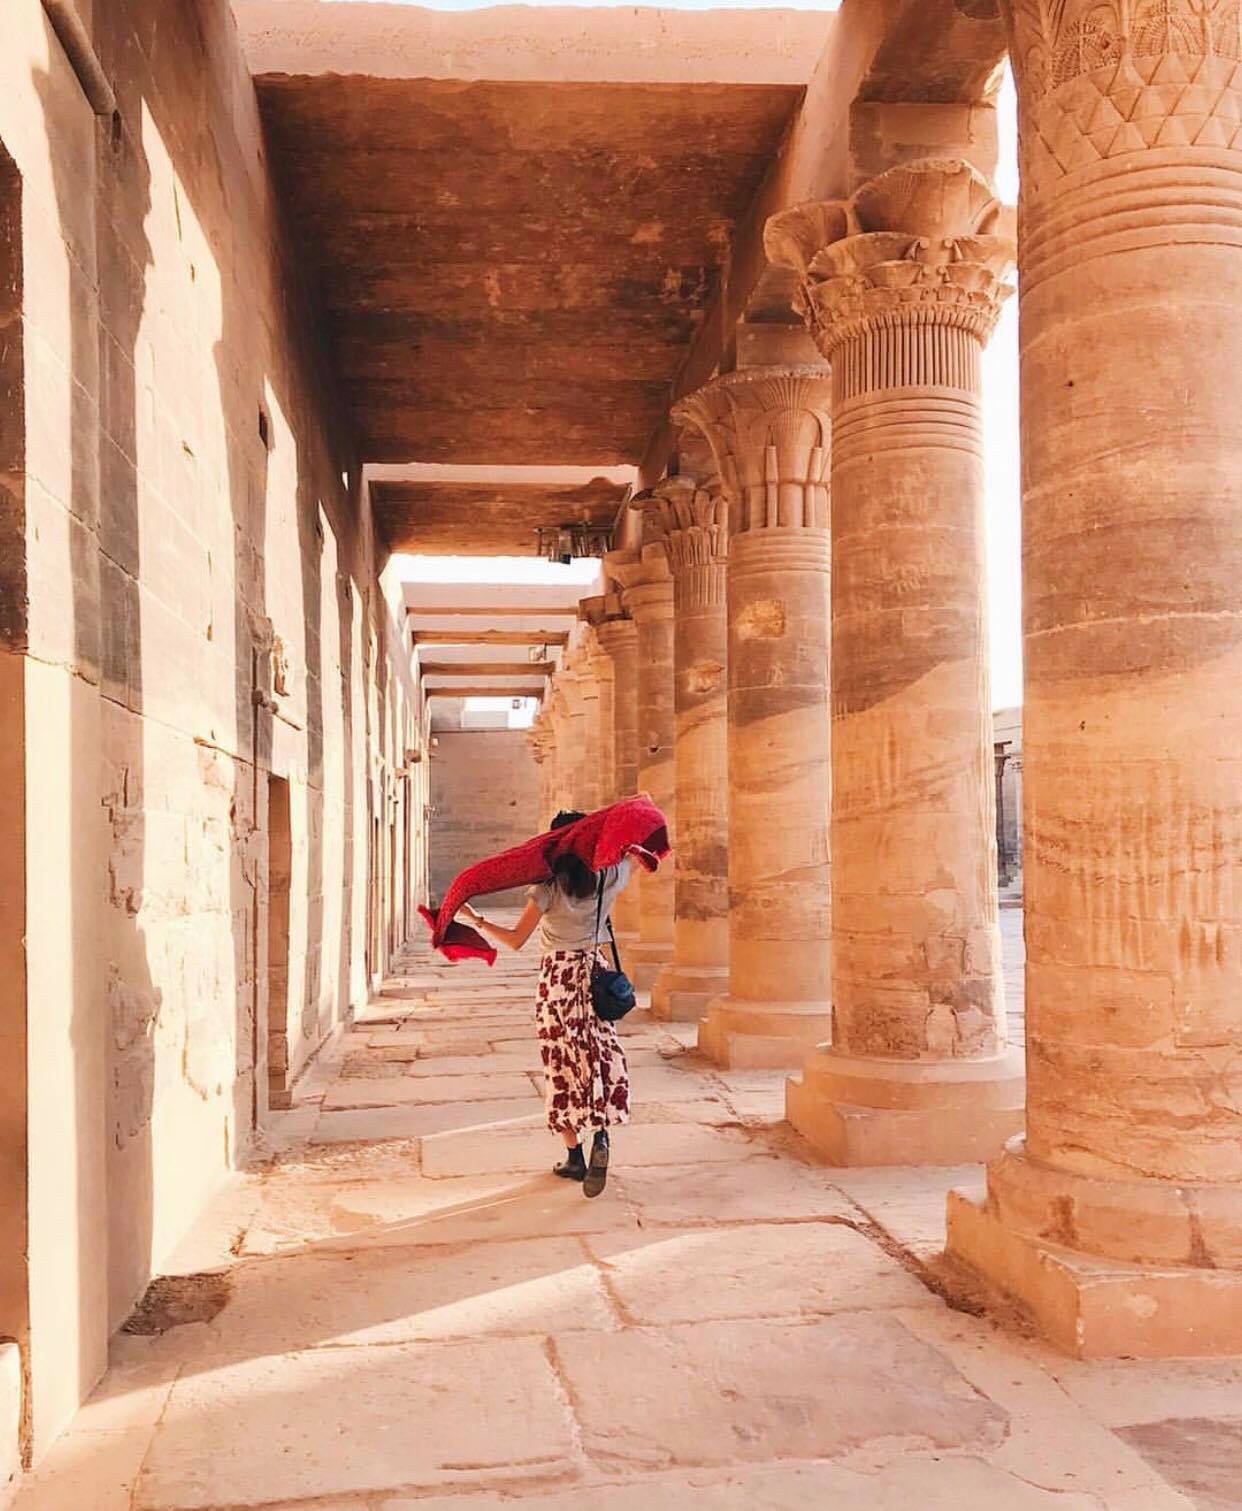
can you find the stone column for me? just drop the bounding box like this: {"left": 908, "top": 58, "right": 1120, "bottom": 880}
{"left": 766, "top": 158, "right": 1024, "bottom": 1165}
{"left": 606, "top": 545, "right": 675, "bottom": 991}
{"left": 545, "top": 684, "right": 573, "bottom": 817}
{"left": 634, "top": 477, "right": 730, "bottom": 1021}
{"left": 527, "top": 714, "right": 556, "bottom": 828}
{"left": 589, "top": 596, "right": 642, "bottom": 944}
{"left": 583, "top": 626, "right": 616, "bottom": 811}
{"left": 675, "top": 367, "right": 833, "bottom": 1067}
{"left": 941, "top": 8, "right": 1242, "bottom": 1357}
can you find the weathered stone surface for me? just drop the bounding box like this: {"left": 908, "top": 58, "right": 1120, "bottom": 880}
{"left": 945, "top": 3, "right": 1242, "bottom": 1349}
{"left": 769, "top": 158, "right": 1021, "bottom": 1166}
{"left": 382, "top": 1458, "right": 1102, "bottom": 1509}
{"left": 311, "top": 1099, "right": 541, "bottom": 1145}
{"left": 610, "top": 1156, "right": 855, "bottom": 1227}
{"left": 135, "top": 1336, "right": 577, "bottom": 1508}
{"left": 606, "top": 546, "right": 676, "bottom": 989}
{"left": 553, "top": 1313, "right": 1009, "bottom": 1469}
{"left": 421, "top": 1122, "right": 752, "bottom": 1179}
{"left": 675, "top": 368, "right": 834, "bottom": 1069}
{"left": 636, "top": 478, "right": 730, "bottom": 1020}
{"left": 199, "top": 1237, "right": 615, "bottom": 1354}
{"left": 588, "top": 1220, "right": 934, "bottom": 1324}
{"left": 322, "top": 1072, "right": 538, "bottom": 1110}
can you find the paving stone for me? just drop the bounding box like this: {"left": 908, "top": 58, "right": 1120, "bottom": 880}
{"left": 610, "top": 1156, "right": 856, "bottom": 1226}
{"left": 311, "top": 1098, "right": 541, "bottom": 1145}
{"left": 588, "top": 1221, "right": 935, "bottom": 1324}
{"left": 135, "top": 1337, "right": 578, "bottom": 1508}
{"left": 421, "top": 1123, "right": 754, "bottom": 1179}
{"left": 323, "top": 1073, "right": 538, "bottom": 1110}
{"left": 404, "top": 1054, "right": 540, "bottom": 1078}
{"left": 243, "top": 1170, "right": 634, "bottom": 1254}
{"left": 552, "top": 1313, "right": 1009, "bottom": 1470}
{"left": 895, "top": 1306, "right": 1197, "bottom": 1507}
{"left": 629, "top": 1099, "right": 736, "bottom": 1126}
{"left": 1116, "top": 1417, "right": 1242, "bottom": 1511}
{"left": 381, "top": 1457, "right": 1103, "bottom": 1509}
{"left": 12, "top": 1427, "right": 155, "bottom": 1511}
{"left": 200, "top": 1237, "right": 615, "bottom": 1356}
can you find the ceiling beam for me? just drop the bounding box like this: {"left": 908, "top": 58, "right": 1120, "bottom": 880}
{"left": 413, "top": 629, "right": 570, "bottom": 647}
{"left": 638, "top": 0, "right": 1006, "bottom": 482}
{"left": 419, "top": 661, "right": 554, "bottom": 678}
{"left": 424, "top": 685, "right": 545, "bottom": 701}
{"left": 406, "top": 604, "right": 579, "bottom": 618}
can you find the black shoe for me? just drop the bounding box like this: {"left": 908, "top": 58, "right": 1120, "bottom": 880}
{"left": 583, "top": 1130, "right": 610, "bottom": 1199}
{"left": 554, "top": 1146, "right": 585, "bottom": 1182}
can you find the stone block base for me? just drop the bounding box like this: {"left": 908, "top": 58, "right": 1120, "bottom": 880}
{"left": 946, "top": 1189, "right": 1242, "bottom": 1358}
{"left": 650, "top": 962, "right": 728, "bottom": 1023}
{"left": 697, "top": 998, "right": 832, "bottom": 1070}
{"left": 627, "top": 942, "right": 673, "bottom": 994}
{"left": 786, "top": 1048, "right": 1024, "bottom": 1167}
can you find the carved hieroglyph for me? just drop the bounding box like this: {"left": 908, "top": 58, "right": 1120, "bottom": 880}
{"left": 605, "top": 545, "right": 676, "bottom": 989}
{"left": 765, "top": 160, "right": 1022, "bottom": 1165}
{"left": 633, "top": 477, "right": 730, "bottom": 1019}
{"left": 943, "top": 7, "right": 1242, "bottom": 1356}
{"left": 674, "top": 368, "right": 834, "bottom": 1067}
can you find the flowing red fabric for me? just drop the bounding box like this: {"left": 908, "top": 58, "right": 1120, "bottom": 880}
{"left": 418, "top": 795, "right": 671, "bottom": 966}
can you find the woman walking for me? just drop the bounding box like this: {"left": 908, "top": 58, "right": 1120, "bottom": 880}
{"left": 459, "top": 810, "right": 632, "bottom": 1198}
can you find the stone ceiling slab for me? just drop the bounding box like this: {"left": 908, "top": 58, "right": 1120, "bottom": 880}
{"left": 238, "top": 3, "right": 832, "bottom": 470}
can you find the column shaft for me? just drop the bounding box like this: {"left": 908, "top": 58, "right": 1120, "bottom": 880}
{"left": 676, "top": 367, "right": 834, "bottom": 1066}
{"left": 944, "top": 6, "right": 1242, "bottom": 1356}
{"left": 768, "top": 157, "right": 1023, "bottom": 1165}
{"left": 639, "top": 482, "right": 730, "bottom": 1021}
{"left": 594, "top": 613, "right": 642, "bottom": 942}
{"left": 608, "top": 550, "right": 676, "bottom": 989}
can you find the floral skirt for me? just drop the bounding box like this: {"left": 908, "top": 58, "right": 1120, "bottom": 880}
{"left": 535, "top": 949, "right": 631, "bottom": 1135}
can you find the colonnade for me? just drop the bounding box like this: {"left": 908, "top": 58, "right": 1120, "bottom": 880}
{"left": 527, "top": 27, "right": 1242, "bottom": 1353}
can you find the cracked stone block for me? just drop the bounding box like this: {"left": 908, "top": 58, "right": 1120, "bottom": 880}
{"left": 552, "top": 1313, "right": 1009, "bottom": 1471}
{"left": 135, "top": 1336, "right": 578, "bottom": 1508}
{"left": 587, "top": 1221, "right": 936, "bottom": 1325}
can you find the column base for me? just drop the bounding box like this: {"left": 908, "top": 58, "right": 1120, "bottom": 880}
{"left": 697, "top": 997, "right": 832, "bottom": 1070}
{"left": 650, "top": 962, "right": 729, "bottom": 1023}
{"left": 786, "top": 1048, "right": 1024, "bottom": 1167}
{"left": 946, "top": 1188, "right": 1242, "bottom": 1358}
{"left": 628, "top": 941, "right": 673, "bottom": 993}
{"left": 945, "top": 1140, "right": 1242, "bottom": 1357}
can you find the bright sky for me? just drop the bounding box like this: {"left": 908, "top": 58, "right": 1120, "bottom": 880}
{"left": 390, "top": 0, "right": 1023, "bottom": 709}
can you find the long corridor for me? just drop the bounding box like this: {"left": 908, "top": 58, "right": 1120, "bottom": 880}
{"left": 12, "top": 921, "right": 1238, "bottom": 1510}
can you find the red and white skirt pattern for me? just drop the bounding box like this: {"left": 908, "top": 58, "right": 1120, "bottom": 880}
{"left": 535, "top": 949, "right": 631, "bottom": 1135}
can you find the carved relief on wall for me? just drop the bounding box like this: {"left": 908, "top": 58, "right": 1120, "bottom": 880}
{"left": 1005, "top": 0, "right": 1242, "bottom": 192}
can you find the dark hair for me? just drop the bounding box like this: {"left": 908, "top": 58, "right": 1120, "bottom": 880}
{"left": 549, "top": 809, "right": 596, "bottom": 900}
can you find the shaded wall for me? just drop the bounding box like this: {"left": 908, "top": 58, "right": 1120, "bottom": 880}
{"left": 0, "top": 0, "right": 426, "bottom": 1461}
{"left": 430, "top": 732, "right": 541, "bottom": 906}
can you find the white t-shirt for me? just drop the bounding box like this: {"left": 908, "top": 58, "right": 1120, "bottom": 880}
{"left": 526, "top": 859, "right": 632, "bottom": 954}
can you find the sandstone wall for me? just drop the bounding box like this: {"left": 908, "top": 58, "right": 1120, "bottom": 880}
{"left": 0, "top": 0, "right": 425, "bottom": 1460}
{"left": 430, "top": 732, "right": 541, "bottom": 908}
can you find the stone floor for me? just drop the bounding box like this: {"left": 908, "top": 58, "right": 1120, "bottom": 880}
{"left": 12, "top": 913, "right": 1242, "bottom": 1511}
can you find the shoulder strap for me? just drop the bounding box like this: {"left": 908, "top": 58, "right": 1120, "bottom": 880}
{"left": 593, "top": 870, "right": 622, "bottom": 972}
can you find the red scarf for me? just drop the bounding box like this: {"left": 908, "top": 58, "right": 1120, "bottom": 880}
{"left": 419, "top": 795, "right": 670, "bottom": 965}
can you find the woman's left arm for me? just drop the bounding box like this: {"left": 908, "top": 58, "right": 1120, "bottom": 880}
{"left": 460, "top": 899, "right": 542, "bottom": 952}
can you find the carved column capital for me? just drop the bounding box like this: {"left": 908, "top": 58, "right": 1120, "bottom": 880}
{"left": 605, "top": 544, "right": 674, "bottom": 624}
{"left": 765, "top": 159, "right": 1015, "bottom": 365}
{"left": 631, "top": 476, "right": 727, "bottom": 574}
{"left": 672, "top": 366, "right": 832, "bottom": 536}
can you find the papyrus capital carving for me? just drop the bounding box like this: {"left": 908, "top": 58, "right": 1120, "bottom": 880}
{"left": 765, "top": 159, "right": 1015, "bottom": 362}
{"left": 673, "top": 366, "right": 832, "bottom": 536}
